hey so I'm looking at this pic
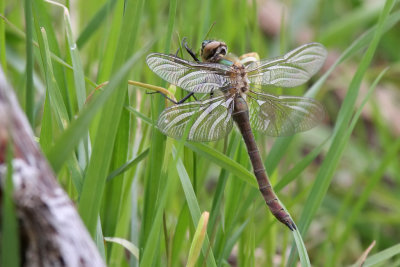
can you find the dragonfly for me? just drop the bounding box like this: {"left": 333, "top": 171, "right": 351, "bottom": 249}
{"left": 146, "top": 40, "right": 327, "bottom": 230}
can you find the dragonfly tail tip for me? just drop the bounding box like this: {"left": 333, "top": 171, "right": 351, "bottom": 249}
{"left": 285, "top": 219, "right": 297, "bottom": 231}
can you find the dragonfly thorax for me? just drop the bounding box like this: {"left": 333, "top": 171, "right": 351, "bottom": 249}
{"left": 228, "top": 62, "right": 250, "bottom": 97}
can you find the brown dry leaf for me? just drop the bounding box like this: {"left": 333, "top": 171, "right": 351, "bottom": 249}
{"left": 353, "top": 240, "right": 376, "bottom": 267}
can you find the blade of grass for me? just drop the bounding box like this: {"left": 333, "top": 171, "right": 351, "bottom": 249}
{"left": 327, "top": 68, "right": 389, "bottom": 265}
{"left": 292, "top": 229, "right": 311, "bottom": 267}
{"left": 275, "top": 137, "right": 329, "bottom": 192}
{"left": 78, "top": 0, "right": 146, "bottom": 236}
{"left": 106, "top": 148, "right": 149, "bottom": 181}
{"left": 36, "top": 23, "right": 87, "bottom": 194}
{"left": 58, "top": 2, "right": 86, "bottom": 110}
{"left": 139, "top": 169, "right": 173, "bottom": 266}
{"left": 1, "top": 142, "right": 20, "bottom": 267}
{"left": 143, "top": 89, "right": 218, "bottom": 265}
{"left": 37, "top": 27, "right": 69, "bottom": 130}
{"left": 76, "top": 0, "right": 118, "bottom": 48}
{"left": 333, "top": 129, "right": 399, "bottom": 264}
{"left": 185, "top": 142, "right": 257, "bottom": 188}
{"left": 187, "top": 212, "right": 209, "bottom": 267}
{"left": 47, "top": 46, "right": 148, "bottom": 173}
{"left": 107, "top": 138, "right": 145, "bottom": 266}
{"left": 140, "top": 0, "right": 177, "bottom": 259}
{"left": 45, "top": 0, "right": 90, "bottom": 170}
{"left": 24, "top": 0, "right": 34, "bottom": 125}
{"left": 238, "top": 205, "right": 255, "bottom": 266}
{"left": 320, "top": 2, "right": 383, "bottom": 45}
{"left": 173, "top": 149, "right": 217, "bottom": 266}
{"left": 102, "top": 98, "right": 130, "bottom": 241}
{"left": 218, "top": 141, "right": 249, "bottom": 262}
{"left": 207, "top": 133, "right": 240, "bottom": 238}
{"left": 126, "top": 106, "right": 153, "bottom": 125}
{"left": 299, "top": 0, "right": 394, "bottom": 237}
{"left": 266, "top": 8, "right": 400, "bottom": 175}
{"left": 96, "top": 0, "right": 124, "bottom": 82}
{"left": 0, "top": 0, "right": 6, "bottom": 72}
{"left": 0, "top": 14, "right": 97, "bottom": 89}
{"left": 39, "top": 89, "right": 53, "bottom": 153}
{"left": 287, "top": 1, "right": 395, "bottom": 264}
{"left": 104, "top": 237, "right": 139, "bottom": 260}
{"left": 171, "top": 205, "right": 190, "bottom": 267}
{"left": 32, "top": 0, "right": 72, "bottom": 117}
{"left": 221, "top": 220, "right": 249, "bottom": 262}
{"left": 362, "top": 244, "right": 400, "bottom": 267}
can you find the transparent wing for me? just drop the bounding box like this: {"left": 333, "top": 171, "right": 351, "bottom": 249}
{"left": 147, "top": 53, "right": 231, "bottom": 93}
{"left": 246, "top": 43, "right": 327, "bottom": 87}
{"left": 248, "top": 91, "right": 325, "bottom": 136}
{"left": 158, "top": 95, "right": 234, "bottom": 141}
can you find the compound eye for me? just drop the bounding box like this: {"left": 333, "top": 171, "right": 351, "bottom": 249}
{"left": 220, "top": 47, "right": 227, "bottom": 55}
{"left": 201, "top": 40, "right": 211, "bottom": 49}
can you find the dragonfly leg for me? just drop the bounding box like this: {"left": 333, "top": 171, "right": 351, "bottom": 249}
{"left": 174, "top": 37, "right": 187, "bottom": 57}
{"left": 146, "top": 91, "right": 179, "bottom": 104}
{"left": 182, "top": 38, "right": 200, "bottom": 62}
{"left": 174, "top": 46, "right": 180, "bottom": 57}
{"left": 177, "top": 92, "right": 195, "bottom": 104}
{"left": 175, "top": 37, "right": 200, "bottom": 62}
{"left": 147, "top": 91, "right": 197, "bottom": 104}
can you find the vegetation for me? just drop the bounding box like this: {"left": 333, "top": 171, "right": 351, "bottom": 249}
{"left": 1, "top": 0, "right": 400, "bottom": 266}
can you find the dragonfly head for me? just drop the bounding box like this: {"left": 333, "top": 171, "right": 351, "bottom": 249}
{"left": 201, "top": 40, "right": 227, "bottom": 63}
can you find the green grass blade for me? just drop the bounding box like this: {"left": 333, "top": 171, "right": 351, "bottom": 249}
{"left": 221, "top": 220, "right": 249, "bottom": 262}
{"left": 1, "top": 143, "right": 20, "bottom": 267}
{"left": 126, "top": 106, "right": 153, "bottom": 125}
{"left": 63, "top": 8, "right": 86, "bottom": 110}
{"left": 329, "top": 68, "right": 390, "bottom": 263}
{"left": 265, "top": 136, "right": 294, "bottom": 175}
{"left": 139, "top": 2, "right": 170, "bottom": 255}
{"left": 185, "top": 142, "right": 257, "bottom": 188}
{"left": 76, "top": 0, "right": 117, "bottom": 48}
{"left": 32, "top": 0, "right": 72, "bottom": 117}
{"left": 292, "top": 230, "right": 311, "bottom": 267}
{"left": 171, "top": 205, "right": 190, "bottom": 267}
{"left": 0, "top": 0, "right": 6, "bottom": 72}
{"left": 334, "top": 139, "right": 400, "bottom": 264}
{"left": 288, "top": 1, "right": 396, "bottom": 264}
{"left": 24, "top": 0, "right": 34, "bottom": 125}
{"left": 298, "top": 0, "right": 394, "bottom": 237}
{"left": 46, "top": 47, "right": 148, "bottom": 173}
{"left": 139, "top": 171, "right": 170, "bottom": 266}
{"left": 320, "top": 2, "right": 382, "bottom": 45}
{"left": 207, "top": 134, "right": 240, "bottom": 237}
{"left": 104, "top": 237, "right": 139, "bottom": 260}
{"left": 187, "top": 212, "right": 209, "bottom": 267}
{"left": 78, "top": 0, "right": 147, "bottom": 235}
{"left": 174, "top": 150, "right": 217, "bottom": 266}
{"left": 362, "top": 244, "right": 400, "bottom": 267}
{"left": 5, "top": 0, "right": 400, "bottom": 265}
{"left": 106, "top": 148, "right": 149, "bottom": 181}
{"left": 39, "top": 90, "right": 53, "bottom": 153}
{"left": 37, "top": 27, "right": 69, "bottom": 130}
{"left": 275, "top": 138, "right": 328, "bottom": 192}
{"left": 266, "top": 8, "right": 400, "bottom": 175}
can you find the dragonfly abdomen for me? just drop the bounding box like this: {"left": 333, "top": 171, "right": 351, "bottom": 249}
{"left": 232, "top": 97, "right": 296, "bottom": 231}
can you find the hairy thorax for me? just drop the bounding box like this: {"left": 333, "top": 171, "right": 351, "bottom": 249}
{"left": 227, "top": 62, "right": 250, "bottom": 98}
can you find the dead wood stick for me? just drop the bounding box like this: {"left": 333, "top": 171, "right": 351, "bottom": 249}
{"left": 0, "top": 67, "right": 105, "bottom": 267}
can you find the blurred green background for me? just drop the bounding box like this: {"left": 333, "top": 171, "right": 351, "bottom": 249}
{"left": 1, "top": 0, "right": 400, "bottom": 266}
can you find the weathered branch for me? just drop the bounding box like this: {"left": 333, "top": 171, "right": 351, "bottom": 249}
{"left": 0, "top": 67, "right": 105, "bottom": 267}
